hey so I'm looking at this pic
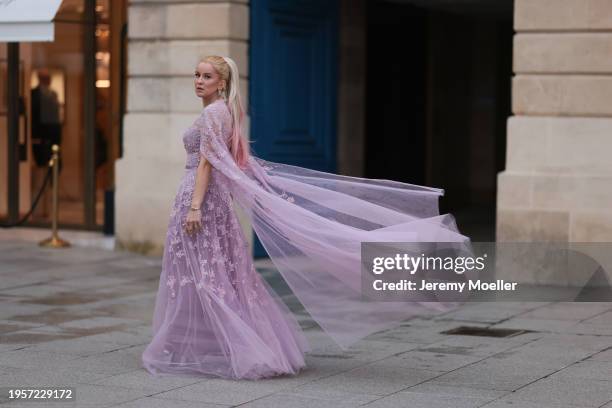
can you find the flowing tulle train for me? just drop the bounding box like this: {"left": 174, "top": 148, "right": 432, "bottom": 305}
{"left": 142, "top": 98, "right": 471, "bottom": 380}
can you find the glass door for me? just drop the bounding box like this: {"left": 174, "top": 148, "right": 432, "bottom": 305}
{"left": 26, "top": 0, "right": 87, "bottom": 226}
{"left": 0, "top": 0, "right": 125, "bottom": 231}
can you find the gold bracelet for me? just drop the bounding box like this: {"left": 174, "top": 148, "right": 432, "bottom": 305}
{"left": 190, "top": 206, "right": 200, "bottom": 211}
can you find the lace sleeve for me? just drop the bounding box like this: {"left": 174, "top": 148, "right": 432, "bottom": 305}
{"left": 197, "top": 106, "right": 243, "bottom": 182}
{"left": 199, "top": 107, "right": 225, "bottom": 163}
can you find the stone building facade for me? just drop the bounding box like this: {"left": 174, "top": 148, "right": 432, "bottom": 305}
{"left": 116, "top": 0, "right": 612, "bottom": 263}
{"left": 497, "top": 0, "right": 612, "bottom": 243}
{"left": 115, "top": 1, "right": 250, "bottom": 254}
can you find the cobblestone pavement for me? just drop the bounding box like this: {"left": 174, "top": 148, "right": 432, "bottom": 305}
{"left": 0, "top": 240, "right": 610, "bottom": 407}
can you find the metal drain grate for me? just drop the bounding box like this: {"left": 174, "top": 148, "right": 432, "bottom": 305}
{"left": 441, "top": 326, "right": 532, "bottom": 338}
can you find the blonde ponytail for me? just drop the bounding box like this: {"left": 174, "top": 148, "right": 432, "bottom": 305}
{"left": 201, "top": 55, "right": 250, "bottom": 169}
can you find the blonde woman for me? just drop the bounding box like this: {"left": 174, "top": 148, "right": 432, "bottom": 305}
{"left": 142, "top": 55, "right": 470, "bottom": 380}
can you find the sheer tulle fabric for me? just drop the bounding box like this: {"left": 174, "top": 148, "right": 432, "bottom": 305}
{"left": 142, "top": 100, "right": 309, "bottom": 380}
{"left": 142, "top": 99, "right": 471, "bottom": 380}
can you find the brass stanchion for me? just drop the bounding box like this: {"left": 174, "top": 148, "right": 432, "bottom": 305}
{"left": 40, "top": 144, "right": 71, "bottom": 248}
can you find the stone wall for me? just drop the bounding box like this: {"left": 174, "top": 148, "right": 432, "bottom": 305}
{"left": 497, "top": 0, "right": 612, "bottom": 245}
{"left": 115, "top": 0, "right": 249, "bottom": 255}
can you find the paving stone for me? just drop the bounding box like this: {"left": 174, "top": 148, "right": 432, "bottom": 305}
{"left": 363, "top": 323, "right": 452, "bottom": 345}
{"left": 0, "top": 366, "right": 111, "bottom": 387}
{"left": 0, "top": 349, "right": 82, "bottom": 370}
{"left": 105, "top": 256, "right": 162, "bottom": 270}
{"left": 0, "top": 302, "right": 57, "bottom": 321}
{"left": 481, "top": 398, "right": 587, "bottom": 407}
{"left": 550, "top": 360, "right": 612, "bottom": 381}
{"left": 582, "top": 310, "right": 612, "bottom": 325}
{"left": 0, "top": 319, "right": 44, "bottom": 334}
{"left": 403, "top": 383, "right": 508, "bottom": 400}
{"left": 0, "top": 284, "right": 77, "bottom": 298}
{"left": 294, "top": 363, "right": 443, "bottom": 396}
{"left": 589, "top": 348, "right": 612, "bottom": 362}
{"left": 527, "top": 333, "right": 612, "bottom": 351}
{"left": 565, "top": 323, "right": 612, "bottom": 335}
{"left": 427, "top": 358, "right": 557, "bottom": 391}
{"left": 324, "top": 338, "right": 422, "bottom": 361}
{"left": 488, "top": 349, "right": 591, "bottom": 370}
{"left": 238, "top": 391, "right": 378, "bottom": 408}
{"left": 66, "top": 383, "right": 149, "bottom": 407}
{"left": 0, "top": 343, "right": 29, "bottom": 352}
{"left": 520, "top": 302, "right": 612, "bottom": 321}
{"left": 508, "top": 376, "right": 612, "bottom": 407}
{"left": 72, "top": 327, "right": 152, "bottom": 346}
{"left": 153, "top": 378, "right": 292, "bottom": 405}
{"left": 0, "top": 241, "right": 610, "bottom": 407}
{"left": 298, "top": 354, "right": 370, "bottom": 378}
{"left": 113, "top": 397, "right": 229, "bottom": 407}
{"left": 488, "top": 334, "right": 610, "bottom": 368}
{"left": 434, "top": 303, "right": 525, "bottom": 323}
{"left": 0, "top": 257, "right": 63, "bottom": 275}
{"left": 84, "top": 368, "right": 203, "bottom": 394}
{"left": 0, "top": 273, "right": 54, "bottom": 289}
{"left": 57, "top": 317, "right": 143, "bottom": 330}
{"left": 360, "top": 391, "right": 494, "bottom": 408}
{"left": 492, "top": 317, "right": 580, "bottom": 332}
{"left": 57, "top": 347, "right": 145, "bottom": 376}
{"left": 22, "top": 337, "right": 132, "bottom": 357}
{"left": 0, "top": 329, "right": 79, "bottom": 344}
{"left": 53, "top": 275, "right": 140, "bottom": 289}
{"left": 417, "top": 333, "right": 536, "bottom": 357}
{"left": 373, "top": 350, "right": 482, "bottom": 372}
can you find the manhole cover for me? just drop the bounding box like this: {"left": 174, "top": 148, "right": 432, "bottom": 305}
{"left": 441, "top": 326, "right": 532, "bottom": 338}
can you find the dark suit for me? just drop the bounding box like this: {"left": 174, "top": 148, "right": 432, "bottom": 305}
{"left": 31, "top": 85, "right": 62, "bottom": 168}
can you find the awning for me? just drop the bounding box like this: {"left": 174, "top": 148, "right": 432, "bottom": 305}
{"left": 0, "top": 0, "right": 63, "bottom": 42}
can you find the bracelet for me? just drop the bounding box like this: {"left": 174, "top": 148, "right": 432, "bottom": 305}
{"left": 190, "top": 206, "right": 200, "bottom": 211}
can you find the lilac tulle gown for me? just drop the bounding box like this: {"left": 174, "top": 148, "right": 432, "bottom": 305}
{"left": 143, "top": 98, "right": 471, "bottom": 380}
{"left": 142, "top": 99, "right": 309, "bottom": 380}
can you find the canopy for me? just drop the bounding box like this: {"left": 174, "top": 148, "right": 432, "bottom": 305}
{"left": 0, "top": 0, "right": 63, "bottom": 42}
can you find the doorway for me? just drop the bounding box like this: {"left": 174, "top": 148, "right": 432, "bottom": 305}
{"left": 365, "top": 0, "right": 513, "bottom": 241}
{"left": 249, "top": 0, "right": 340, "bottom": 256}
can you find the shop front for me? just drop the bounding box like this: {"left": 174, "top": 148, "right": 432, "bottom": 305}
{"left": 0, "top": 0, "right": 126, "bottom": 233}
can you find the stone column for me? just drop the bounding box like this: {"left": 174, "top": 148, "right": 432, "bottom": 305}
{"left": 116, "top": 0, "right": 249, "bottom": 255}
{"left": 497, "top": 0, "right": 612, "bottom": 249}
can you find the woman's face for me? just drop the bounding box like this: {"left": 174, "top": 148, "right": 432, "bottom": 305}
{"left": 194, "top": 62, "right": 224, "bottom": 100}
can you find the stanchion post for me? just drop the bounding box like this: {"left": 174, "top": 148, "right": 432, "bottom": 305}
{"left": 39, "top": 144, "right": 71, "bottom": 248}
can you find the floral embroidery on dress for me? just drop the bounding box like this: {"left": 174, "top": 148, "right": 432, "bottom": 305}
{"left": 166, "top": 274, "right": 177, "bottom": 298}
{"left": 145, "top": 93, "right": 309, "bottom": 381}
{"left": 179, "top": 275, "right": 193, "bottom": 286}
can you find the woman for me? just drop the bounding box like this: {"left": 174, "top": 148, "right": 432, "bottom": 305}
{"left": 142, "top": 55, "right": 470, "bottom": 380}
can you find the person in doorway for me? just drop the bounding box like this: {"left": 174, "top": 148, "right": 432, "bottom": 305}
{"left": 31, "top": 68, "right": 62, "bottom": 169}
{"left": 31, "top": 68, "right": 62, "bottom": 219}
{"left": 142, "top": 55, "right": 470, "bottom": 380}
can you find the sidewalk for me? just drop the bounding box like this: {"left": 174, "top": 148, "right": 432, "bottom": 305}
{"left": 0, "top": 240, "right": 610, "bottom": 407}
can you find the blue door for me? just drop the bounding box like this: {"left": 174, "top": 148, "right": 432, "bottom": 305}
{"left": 250, "top": 0, "right": 339, "bottom": 257}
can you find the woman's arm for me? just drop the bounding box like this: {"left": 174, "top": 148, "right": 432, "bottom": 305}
{"left": 184, "top": 156, "right": 211, "bottom": 235}
{"left": 191, "top": 157, "right": 212, "bottom": 210}
{"left": 185, "top": 106, "right": 226, "bottom": 234}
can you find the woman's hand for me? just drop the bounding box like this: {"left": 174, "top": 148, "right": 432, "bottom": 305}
{"left": 184, "top": 208, "right": 202, "bottom": 235}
